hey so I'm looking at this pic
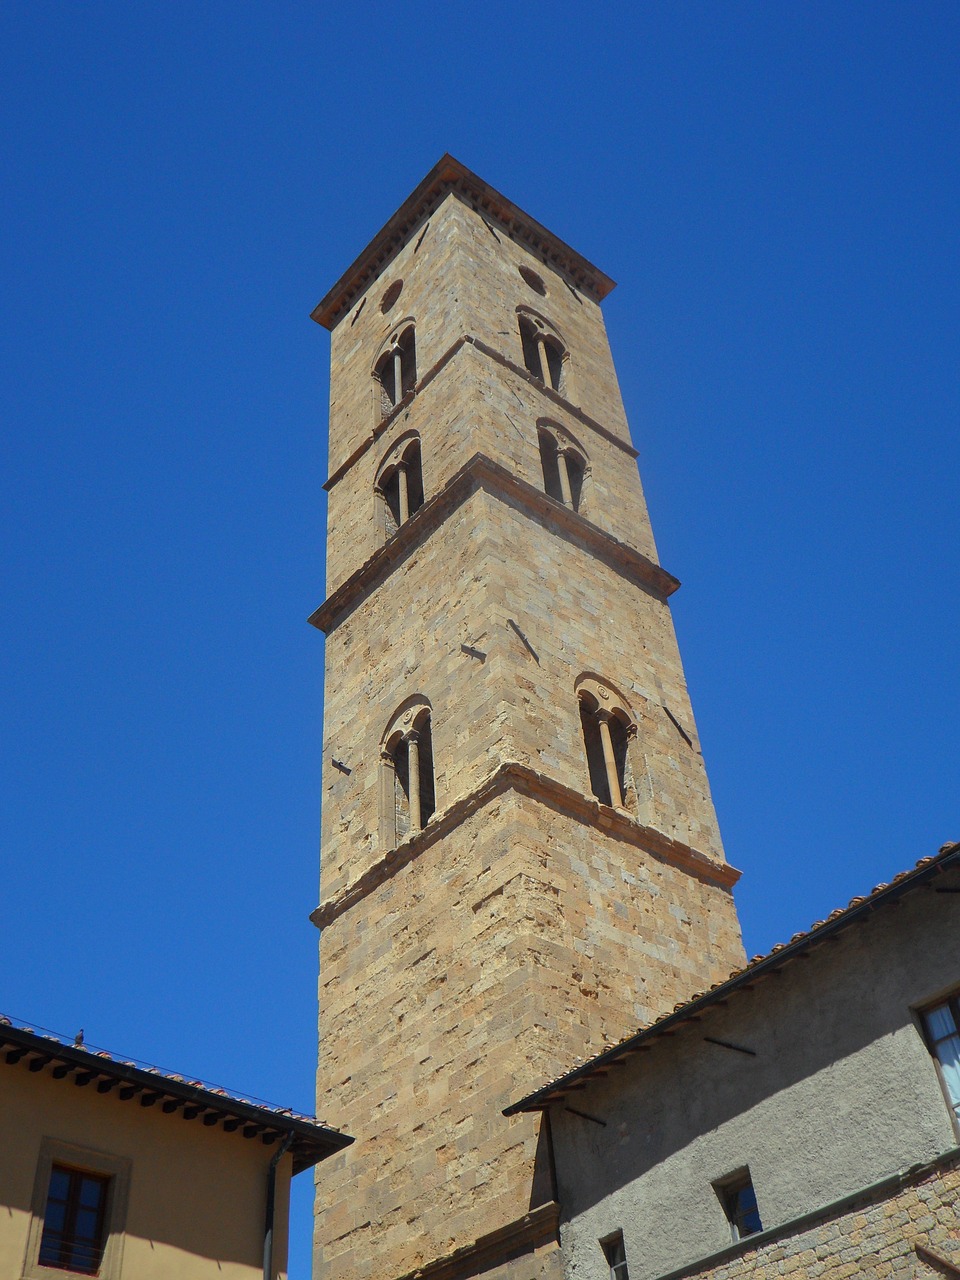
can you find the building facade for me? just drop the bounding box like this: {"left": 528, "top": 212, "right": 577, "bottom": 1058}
{"left": 506, "top": 844, "right": 960, "bottom": 1280}
{"left": 309, "top": 158, "right": 746, "bottom": 1280}
{"left": 0, "top": 1017, "right": 350, "bottom": 1280}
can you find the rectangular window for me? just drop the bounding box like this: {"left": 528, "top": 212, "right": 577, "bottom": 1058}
{"left": 600, "top": 1231, "right": 629, "bottom": 1280}
{"left": 922, "top": 997, "right": 960, "bottom": 1124}
{"left": 715, "top": 1170, "right": 763, "bottom": 1242}
{"left": 38, "top": 1164, "right": 109, "bottom": 1274}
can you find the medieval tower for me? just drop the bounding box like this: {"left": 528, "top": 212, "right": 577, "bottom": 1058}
{"left": 309, "top": 157, "right": 746, "bottom": 1280}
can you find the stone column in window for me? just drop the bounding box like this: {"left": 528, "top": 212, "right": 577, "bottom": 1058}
{"left": 537, "top": 335, "right": 551, "bottom": 386}
{"left": 556, "top": 449, "right": 573, "bottom": 508}
{"left": 396, "top": 461, "right": 410, "bottom": 525}
{"left": 379, "top": 748, "right": 396, "bottom": 849}
{"left": 393, "top": 344, "right": 403, "bottom": 403}
{"left": 596, "top": 710, "right": 623, "bottom": 808}
{"left": 406, "top": 729, "right": 421, "bottom": 832}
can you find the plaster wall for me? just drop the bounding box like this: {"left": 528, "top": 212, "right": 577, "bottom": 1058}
{"left": 548, "top": 882, "right": 960, "bottom": 1280}
{"left": 0, "top": 1060, "right": 290, "bottom": 1280}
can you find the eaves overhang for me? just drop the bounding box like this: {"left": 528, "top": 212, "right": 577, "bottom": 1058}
{"left": 311, "top": 154, "right": 616, "bottom": 331}
{"left": 503, "top": 841, "right": 960, "bottom": 1116}
{"left": 0, "top": 1018, "right": 353, "bottom": 1174}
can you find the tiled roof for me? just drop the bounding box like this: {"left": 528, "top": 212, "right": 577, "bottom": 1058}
{"left": 504, "top": 840, "right": 960, "bottom": 1115}
{"left": 0, "top": 1016, "right": 352, "bottom": 1173}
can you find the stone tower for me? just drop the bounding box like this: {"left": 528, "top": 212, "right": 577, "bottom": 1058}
{"left": 309, "top": 157, "right": 745, "bottom": 1280}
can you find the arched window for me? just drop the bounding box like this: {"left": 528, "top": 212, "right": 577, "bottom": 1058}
{"left": 380, "top": 700, "right": 436, "bottom": 848}
{"left": 373, "top": 322, "right": 417, "bottom": 419}
{"left": 375, "top": 433, "right": 425, "bottom": 539}
{"left": 518, "top": 311, "right": 568, "bottom": 395}
{"left": 537, "top": 424, "right": 587, "bottom": 511}
{"left": 576, "top": 677, "right": 636, "bottom": 810}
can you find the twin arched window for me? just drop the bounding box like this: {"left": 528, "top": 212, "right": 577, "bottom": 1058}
{"left": 577, "top": 677, "right": 637, "bottom": 811}
{"left": 376, "top": 433, "right": 424, "bottom": 539}
{"left": 374, "top": 323, "right": 417, "bottom": 419}
{"left": 375, "top": 679, "right": 638, "bottom": 850}
{"left": 380, "top": 701, "right": 436, "bottom": 847}
{"left": 518, "top": 311, "right": 568, "bottom": 395}
{"left": 537, "top": 424, "right": 586, "bottom": 512}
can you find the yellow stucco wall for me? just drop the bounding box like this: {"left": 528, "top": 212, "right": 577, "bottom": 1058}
{"left": 0, "top": 1058, "right": 290, "bottom": 1280}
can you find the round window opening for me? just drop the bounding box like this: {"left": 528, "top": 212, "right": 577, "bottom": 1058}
{"left": 518, "top": 265, "right": 547, "bottom": 295}
{"left": 380, "top": 280, "right": 403, "bottom": 313}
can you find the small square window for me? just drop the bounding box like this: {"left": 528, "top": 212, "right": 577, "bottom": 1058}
{"left": 38, "top": 1164, "right": 110, "bottom": 1273}
{"left": 715, "top": 1170, "right": 763, "bottom": 1242}
{"left": 921, "top": 996, "right": 960, "bottom": 1126}
{"left": 600, "top": 1231, "right": 629, "bottom": 1280}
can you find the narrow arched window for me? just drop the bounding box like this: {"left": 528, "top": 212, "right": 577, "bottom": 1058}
{"left": 518, "top": 312, "right": 568, "bottom": 394}
{"left": 537, "top": 429, "right": 564, "bottom": 503}
{"left": 376, "top": 434, "right": 425, "bottom": 539}
{"left": 380, "top": 702, "right": 436, "bottom": 848}
{"left": 374, "top": 323, "right": 417, "bottom": 419}
{"left": 576, "top": 678, "right": 636, "bottom": 810}
{"left": 537, "top": 424, "right": 587, "bottom": 512}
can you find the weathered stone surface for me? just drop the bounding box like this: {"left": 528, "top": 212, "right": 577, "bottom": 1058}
{"left": 312, "top": 167, "right": 746, "bottom": 1280}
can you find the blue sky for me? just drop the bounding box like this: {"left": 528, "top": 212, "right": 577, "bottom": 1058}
{"left": 2, "top": 4, "right": 958, "bottom": 1274}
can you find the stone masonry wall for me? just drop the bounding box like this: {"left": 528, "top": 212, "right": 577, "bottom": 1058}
{"left": 323, "top": 193, "right": 657, "bottom": 596}
{"left": 320, "top": 486, "right": 733, "bottom": 902}
{"left": 323, "top": 340, "right": 659, "bottom": 597}
{"left": 315, "top": 788, "right": 743, "bottom": 1280}
{"left": 679, "top": 1156, "right": 960, "bottom": 1280}
{"left": 314, "top": 173, "right": 745, "bottom": 1280}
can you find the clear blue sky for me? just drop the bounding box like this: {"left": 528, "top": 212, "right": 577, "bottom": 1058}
{"left": 2, "top": 4, "right": 958, "bottom": 1275}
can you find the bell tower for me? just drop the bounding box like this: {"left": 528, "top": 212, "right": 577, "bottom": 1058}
{"left": 309, "top": 157, "right": 745, "bottom": 1280}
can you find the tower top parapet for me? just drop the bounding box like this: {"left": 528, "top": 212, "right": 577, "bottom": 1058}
{"left": 311, "top": 153, "right": 616, "bottom": 330}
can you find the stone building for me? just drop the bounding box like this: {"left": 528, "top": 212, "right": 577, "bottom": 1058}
{"left": 0, "top": 1016, "right": 351, "bottom": 1279}
{"left": 308, "top": 157, "right": 746, "bottom": 1280}
{"left": 505, "top": 843, "right": 960, "bottom": 1280}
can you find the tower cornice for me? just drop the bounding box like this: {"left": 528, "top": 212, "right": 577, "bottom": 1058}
{"left": 311, "top": 155, "right": 616, "bottom": 331}
{"left": 308, "top": 452, "right": 679, "bottom": 635}
{"left": 310, "top": 760, "right": 741, "bottom": 932}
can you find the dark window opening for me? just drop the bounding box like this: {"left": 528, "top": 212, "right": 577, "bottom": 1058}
{"left": 717, "top": 1173, "right": 763, "bottom": 1242}
{"left": 519, "top": 316, "right": 566, "bottom": 393}
{"left": 379, "top": 440, "right": 424, "bottom": 539}
{"left": 601, "top": 1232, "right": 629, "bottom": 1280}
{"left": 416, "top": 716, "right": 436, "bottom": 825}
{"left": 390, "top": 714, "right": 435, "bottom": 840}
{"left": 566, "top": 450, "right": 585, "bottom": 510}
{"left": 580, "top": 698, "right": 631, "bottom": 808}
{"left": 538, "top": 431, "right": 564, "bottom": 503}
{"left": 39, "top": 1165, "right": 109, "bottom": 1275}
{"left": 392, "top": 736, "right": 411, "bottom": 842}
{"left": 520, "top": 317, "right": 541, "bottom": 379}
{"left": 610, "top": 715, "right": 630, "bottom": 799}
{"left": 580, "top": 700, "right": 611, "bottom": 805}
{"left": 375, "top": 326, "right": 417, "bottom": 418}
{"left": 542, "top": 337, "right": 564, "bottom": 390}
